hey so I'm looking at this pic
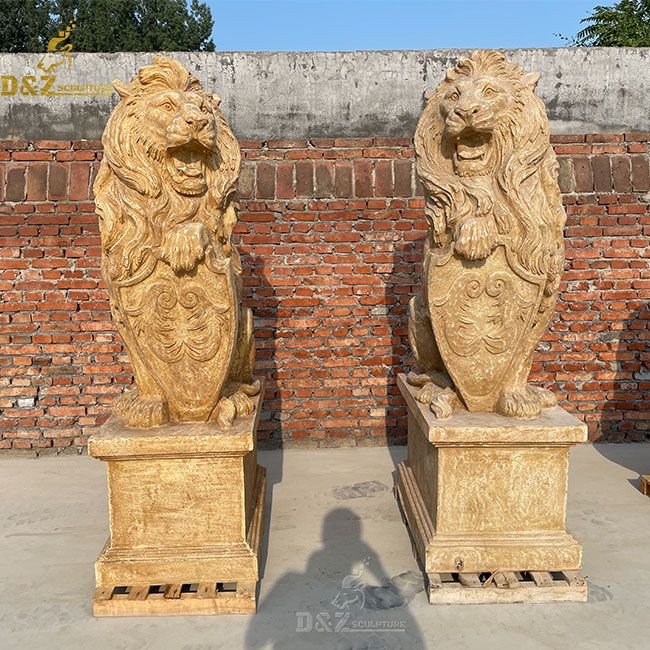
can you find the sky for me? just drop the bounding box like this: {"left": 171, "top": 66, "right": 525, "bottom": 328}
{"left": 209, "top": 0, "right": 603, "bottom": 51}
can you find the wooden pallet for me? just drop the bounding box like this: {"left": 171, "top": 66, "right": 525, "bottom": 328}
{"left": 93, "top": 581, "right": 257, "bottom": 616}
{"left": 640, "top": 475, "right": 650, "bottom": 496}
{"left": 426, "top": 570, "right": 587, "bottom": 604}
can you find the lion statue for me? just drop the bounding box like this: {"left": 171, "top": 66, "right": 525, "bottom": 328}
{"left": 408, "top": 50, "right": 566, "bottom": 419}
{"left": 94, "top": 56, "right": 259, "bottom": 429}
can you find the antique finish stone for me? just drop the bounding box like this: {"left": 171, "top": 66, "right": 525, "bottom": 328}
{"left": 89, "top": 56, "right": 265, "bottom": 616}
{"left": 408, "top": 49, "right": 565, "bottom": 420}
{"left": 396, "top": 51, "right": 587, "bottom": 604}
{"left": 94, "top": 55, "right": 259, "bottom": 430}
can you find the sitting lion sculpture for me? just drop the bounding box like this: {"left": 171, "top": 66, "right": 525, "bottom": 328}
{"left": 94, "top": 56, "right": 259, "bottom": 428}
{"left": 408, "top": 50, "right": 566, "bottom": 419}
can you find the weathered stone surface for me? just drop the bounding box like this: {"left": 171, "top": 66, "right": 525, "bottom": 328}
{"left": 94, "top": 55, "right": 259, "bottom": 429}
{"left": 396, "top": 375, "right": 587, "bottom": 578}
{"left": 89, "top": 56, "right": 266, "bottom": 617}
{"left": 408, "top": 50, "right": 565, "bottom": 420}
{"left": 396, "top": 53, "right": 588, "bottom": 600}
{"left": 1, "top": 49, "right": 648, "bottom": 140}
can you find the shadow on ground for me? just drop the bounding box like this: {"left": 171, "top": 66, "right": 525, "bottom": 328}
{"left": 245, "top": 506, "right": 425, "bottom": 650}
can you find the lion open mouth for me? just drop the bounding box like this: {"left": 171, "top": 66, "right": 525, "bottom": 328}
{"left": 452, "top": 129, "right": 495, "bottom": 177}
{"left": 167, "top": 146, "right": 208, "bottom": 195}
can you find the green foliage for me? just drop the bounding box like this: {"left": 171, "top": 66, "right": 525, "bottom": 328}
{"left": 569, "top": 0, "right": 650, "bottom": 46}
{"left": 0, "top": 0, "right": 216, "bottom": 52}
{"left": 1, "top": 0, "right": 54, "bottom": 52}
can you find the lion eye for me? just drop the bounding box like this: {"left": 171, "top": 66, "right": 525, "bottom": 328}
{"left": 449, "top": 92, "right": 459, "bottom": 101}
{"left": 160, "top": 101, "right": 175, "bottom": 112}
{"left": 483, "top": 87, "right": 496, "bottom": 97}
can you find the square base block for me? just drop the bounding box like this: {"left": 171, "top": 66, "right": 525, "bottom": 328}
{"left": 88, "top": 385, "right": 266, "bottom": 616}
{"left": 396, "top": 374, "right": 587, "bottom": 580}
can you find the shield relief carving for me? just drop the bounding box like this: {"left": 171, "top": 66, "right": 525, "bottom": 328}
{"left": 426, "top": 245, "right": 545, "bottom": 412}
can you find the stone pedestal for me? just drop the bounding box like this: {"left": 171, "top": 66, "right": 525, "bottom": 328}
{"left": 395, "top": 374, "right": 588, "bottom": 604}
{"left": 89, "top": 385, "right": 266, "bottom": 616}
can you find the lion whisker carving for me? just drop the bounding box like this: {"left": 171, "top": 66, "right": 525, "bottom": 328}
{"left": 408, "top": 50, "right": 566, "bottom": 420}
{"left": 95, "top": 56, "right": 259, "bottom": 429}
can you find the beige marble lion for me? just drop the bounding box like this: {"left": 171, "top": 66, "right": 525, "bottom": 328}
{"left": 94, "top": 56, "right": 259, "bottom": 428}
{"left": 408, "top": 50, "right": 566, "bottom": 419}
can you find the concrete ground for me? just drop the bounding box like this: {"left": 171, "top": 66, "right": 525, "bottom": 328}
{"left": 1, "top": 443, "right": 649, "bottom": 650}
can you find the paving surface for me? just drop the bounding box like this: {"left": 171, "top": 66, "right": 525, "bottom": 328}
{"left": 1, "top": 443, "right": 649, "bottom": 649}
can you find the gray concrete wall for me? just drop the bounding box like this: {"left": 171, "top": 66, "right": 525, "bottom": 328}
{"left": 0, "top": 49, "right": 648, "bottom": 140}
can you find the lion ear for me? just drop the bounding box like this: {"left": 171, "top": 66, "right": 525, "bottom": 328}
{"left": 113, "top": 79, "right": 130, "bottom": 99}
{"left": 212, "top": 94, "right": 222, "bottom": 107}
{"left": 424, "top": 89, "right": 435, "bottom": 101}
{"left": 522, "top": 72, "right": 540, "bottom": 92}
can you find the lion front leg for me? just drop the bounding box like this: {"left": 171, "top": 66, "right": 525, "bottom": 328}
{"left": 112, "top": 321, "right": 170, "bottom": 428}
{"left": 211, "top": 306, "right": 261, "bottom": 428}
{"left": 453, "top": 216, "right": 498, "bottom": 261}
{"left": 158, "top": 222, "right": 211, "bottom": 273}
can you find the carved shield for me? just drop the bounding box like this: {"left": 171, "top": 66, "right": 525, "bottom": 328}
{"left": 116, "top": 253, "right": 237, "bottom": 422}
{"left": 426, "top": 245, "right": 545, "bottom": 412}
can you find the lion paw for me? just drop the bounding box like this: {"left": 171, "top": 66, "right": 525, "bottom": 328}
{"left": 454, "top": 218, "right": 497, "bottom": 261}
{"left": 113, "top": 389, "right": 169, "bottom": 428}
{"left": 496, "top": 384, "right": 557, "bottom": 419}
{"left": 211, "top": 385, "right": 258, "bottom": 428}
{"left": 415, "top": 382, "right": 462, "bottom": 420}
{"left": 159, "top": 222, "right": 211, "bottom": 273}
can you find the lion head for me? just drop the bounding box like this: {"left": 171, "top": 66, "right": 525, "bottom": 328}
{"left": 94, "top": 55, "right": 240, "bottom": 283}
{"left": 415, "top": 50, "right": 566, "bottom": 290}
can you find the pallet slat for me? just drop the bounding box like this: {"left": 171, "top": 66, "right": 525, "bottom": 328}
{"left": 425, "top": 570, "right": 587, "bottom": 604}
{"left": 529, "top": 571, "right": 553, "bottom": 587}
{"left": 197, "top": 583, "right": 216, "bottom": 599}
{"left": 164, "top": 583, "right": 182, "bottom": 599}
{"left": 458, "top": 573, "right": 481, "bottom": 588}
{"left": 93, "top": 579, "right": 257, "bottom": 616}
{"left": 128, "top": 585, "right": 150, "bottom": 601}
{"left": 94, "top": 586, "right": 114, "bottom": 601}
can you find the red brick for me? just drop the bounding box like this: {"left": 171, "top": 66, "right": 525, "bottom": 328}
{"left": 551, "top": 135, "right": 586, "bottom": 144}
{"left": 611, "top": 156, "right": 632, "bottom": 192}
{"left": 276, "top": 162, "right": 294, "bottom": 200}
{"left": 295, "top": 160, "right": 314, "bottom": 197}
{"left": 631, "top": 156, "right": 650, "bottom": 191}
{"left": 35, "top": 140, "right": 71, "bottom": 150}
{"left": 25, "top": 162, "right": 48, "bottom": 201}
{"left": 69, "top": 163, "right": 91, "bottom": 200}
{"left": 375, "top": 160, "right": 393, "bottom": 197}
{"left": 572, "top": 157, "right": 593, "bottom": 193}
{"left": 334, "top": 162, "right": 353, "bottom": 198}
{"left": 354, "top": 159, "right": 372, "bottom": 197}
{"left": 625, "top": 132, "right": 650, "bottom": 142}
{"left": 393, "top": 159, "right": 412, "bottom": 197}
{"left": 315, "top": 161, "right": 334, "bottom": 198}
{"left": 237, "top": 161, "right": 255, "bottom": 199}
{"left": 48, "top": 163, "right": 68, "bottom": 200}
{"left": 5, "top": 164, "right": 26, "bottom": 201}
{"left": 256, "top": 162, "right": 275, "bottom": 199}
{"left": 12, "top": 151, "right": 52, "bottom": 161}
{"left": 591, "top": 156, "right": 612, "bottom": 193}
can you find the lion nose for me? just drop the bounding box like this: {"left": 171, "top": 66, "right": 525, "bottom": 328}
{"left": 183, "top": 107, "right": 208, "bottom": 129}
{"left": 455, "top": 104, "right": 480, "bottom": 118}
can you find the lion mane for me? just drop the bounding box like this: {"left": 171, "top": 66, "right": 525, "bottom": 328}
{"left": 414, "top": 50, "right": 566, "bottom": 295}
{"left": 94, "top": 55, "right": 241, "bottom": 284}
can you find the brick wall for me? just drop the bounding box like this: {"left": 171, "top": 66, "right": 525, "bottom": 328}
{"left": 0, "top": 134, "right": 648, "bottom": 452}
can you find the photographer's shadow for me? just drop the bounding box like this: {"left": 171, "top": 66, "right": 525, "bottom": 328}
{"left": 245, "top": 507, "right": 425, "bottom": 650}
